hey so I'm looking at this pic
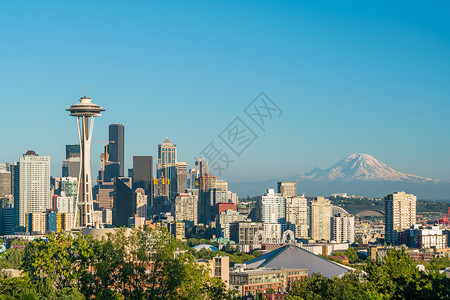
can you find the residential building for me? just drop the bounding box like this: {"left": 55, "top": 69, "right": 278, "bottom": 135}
{"left": 55, "top": 192, "right": 75, "bottom": 214}
{"left": 216, "top": 209, "right": 247, "bottom": 240}
{"left": 197, "top": 256, "right": 230, "bottom": 288}
{"left": 309, "top": 197, "right": 332, "bottom": 241}
{"left": 173, "top": 193, "right": 198, "bottom": 227}
{"left": 230, "top": 222, "right": 263, "bottom": 245}
{"left": 385, "top": 191, "right": 416, "bottom": 244}
{"left": 259, "top": 189, "right": 286, "bottom": 224}
{"left": 0, "top": 169, "right": 11, "bottom": 197}
{"left": 16, "top": 151, "right": 51, "bottom": 230}
{"left": 277, "top": 182, "right": 297, "bottom": 198}
{"left": 135, "top": 188, "right": 147, "bottom": 219}
{"left": 331, "top": 213, "right": 355, "bottom": 243}
{"left": 285, "top": 195, "right": 308, "bottom": 238}
{"left": 408, "top": 225, "right": 447, "bottom": 249}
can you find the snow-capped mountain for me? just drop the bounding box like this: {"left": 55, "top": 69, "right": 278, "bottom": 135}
{"left": 299, "top": 153, "right": 439, "bottom": 184}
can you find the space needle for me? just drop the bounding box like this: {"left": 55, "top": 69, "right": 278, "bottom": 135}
{"left": 66, "top": 92, "right": 104, "bottom": 227}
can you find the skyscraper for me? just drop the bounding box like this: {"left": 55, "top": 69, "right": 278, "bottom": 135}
{"left": 62, "top": 145, "right": 80, "bottom": 178}
{"left": 0, "top": 169, "right": 11, "bottom": 197}
{"left": 173, "top": 193, "right": 198, "bottom": 227}
{"left": 132, "top": 156, "right": 153, "bottom": 198}
{"left": 112, "top": 177, "right": 134, "bottom": 227}
{"left": 285, "top": 195, "right": 308, "bottom": 238}
{"left": 16, "top": 151, "right": 51, "bottom": 230}
{"left": 67, "top": 94, "right": 104, "bottom": 227}
{"left": 331, "top": 213, "right": 355, "bottom": 243}
{"left": 277, "top": 182, "right": 297, "bottom": 198}
{"left": 258, "top": 189, "right": 286, "bottom": 224}
{"left": 309, "top": 197, "right": 332, "bottom": 241}
{"left": 385, "top": 191, "right": 417, "bottom": 245}
{"left": 108, "top": 124, "right": 125, "bottom": 177}
{"left": 157, "top": 137, "right": 177, "bottom": 170}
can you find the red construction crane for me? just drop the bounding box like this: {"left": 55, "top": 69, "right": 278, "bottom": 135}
{"left": 437, "top": 207, "right": 450, "bottom": 228}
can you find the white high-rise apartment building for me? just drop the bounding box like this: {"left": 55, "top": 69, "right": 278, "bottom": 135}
{"left": 385, "top": 191, "right": 416, "bottom": 244}
{"left": 259, "top": 189, "right": 286, "bottom": 224}
{"left": 286, "top": 195, "right": 308, "bottom": 238}
{"left": 332, "top": 214, "right": 355, "bottom": 243}
{"left": 309, "top": 197, "right": 332, "bottom": 241}
{"left": 18, "top": 151, "right": 51, "bottom": 229}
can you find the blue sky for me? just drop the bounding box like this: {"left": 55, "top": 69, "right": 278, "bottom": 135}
{"left": 1, "top": 1, "right": 449, "bottom": 183}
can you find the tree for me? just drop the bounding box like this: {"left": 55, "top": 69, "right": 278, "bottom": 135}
{"left": 345, "top": 247, "right": 359, "bottom": 263}
{"left": 19, "top": 226, "right": 238, "bottom": 300}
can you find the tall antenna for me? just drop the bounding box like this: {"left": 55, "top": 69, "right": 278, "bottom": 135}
{"left": 85, "top": 84, "right": 87, "bottom": 97}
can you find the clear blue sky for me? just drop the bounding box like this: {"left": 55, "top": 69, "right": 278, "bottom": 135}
{"left": 1, "top": 1, "right": 449, "bottom": 183}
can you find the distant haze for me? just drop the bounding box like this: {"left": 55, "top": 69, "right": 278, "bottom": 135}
{"left": 229, "top": 153, "right": 450, "bottom": 200}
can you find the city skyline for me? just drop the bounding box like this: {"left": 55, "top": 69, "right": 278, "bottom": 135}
{"left": 1, "top": 1, "right": 449, "bottom": 184}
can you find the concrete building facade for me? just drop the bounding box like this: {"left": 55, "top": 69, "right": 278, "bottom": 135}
{"left": 385, "top": 191, "right": 416, "bottom": 244}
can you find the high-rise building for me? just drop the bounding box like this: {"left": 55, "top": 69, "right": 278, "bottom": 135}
{"left": 309, "top": 197, "right": 332, "bottom": 241}
{"left": 229, "top": 222, "right": 263, "bottom": 245}
{"left": 216, "top": 209, "right": 247, "bottom": 240}
{"left": 135, "top": 188, "right": 147, "bottom": 219}
{"left": 286, "top": 195, "right": 308, "bottom": 238}
{"left": 0, "top": 169, "right": 11, "bottom": 197}
{"left": 385, "top": 191, "right": 417, "bottom": 245}
{"left": 277, "top": 182, "right": 297, "bottom": 198}
{"left": 133, "top": 156, "right": 153, "bottom": 198}
{"left": 55, "top": 192, "right": 75, "bottom": 214}
{"left": 16, "top": 151, "right": 51, "bottom": 230}
{"left": 59, "top": 177, "right": 77, "bottom": 214}
{"left": 173, "top": 193, "right": 198, "bottom": 227}
{"left": 331, "top": 214, "right": 355, "bottom": 243}
{"left": 62, "top": 145, "right": 80, "bottom": 178}
{"left": 112, "top": 177, "right": 134, "bottom": 227}
{"left": 156, "top": 138, "right": 185, "bottom": 202}
{"left": 1, "top": 206, "right": 15, "bottom": 235}
{"left": 67, "top": 94, "right": 104, "bottom": 227}
{"left": 97, "top": 181, "right": 115, "bottom": 210}
{"left": 157, "top": 137, "right": 177, "bottom": 170}
{"left": 258, "top": 189, "right": 286, "bottom": 224}
{"left": 108, "top": 124, "right": 125, "bottom": 177}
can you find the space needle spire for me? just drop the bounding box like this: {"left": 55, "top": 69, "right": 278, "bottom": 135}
{"left": 66, "top": 93, "right": 104, "bottom": 227}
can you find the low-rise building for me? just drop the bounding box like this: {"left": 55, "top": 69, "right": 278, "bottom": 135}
{"left": 197, "top": 256, "right": 230, "bottom": 288}
{"left": 230, "top": 267, "right": 307, "bottom": 297}
{"left": 408, "top": 225, "right": 448, "bottom": 249}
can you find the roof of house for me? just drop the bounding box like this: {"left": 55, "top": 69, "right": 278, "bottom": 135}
{"left": 244, "top": 244, "right": 352, "bottom": 278}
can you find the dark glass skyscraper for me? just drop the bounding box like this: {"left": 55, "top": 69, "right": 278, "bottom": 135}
{"left": 112, "top": 177, "right": 134, "bottom": 227}
{"left": 133, "top": 156, "right": 153, "bottom": 198}
{"left": 108, "top": 124, "right": 124, "bottom": 177}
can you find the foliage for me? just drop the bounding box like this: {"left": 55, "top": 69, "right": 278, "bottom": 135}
{"left": 0, "top": 248, "right": 23, "bottom": 269}
{"left": 191, "top": 247, "right": 261, "bottom": 266}
{"left": 345, "top": 247, "right": 359, "bottom": 263}
{"left": 16, "top": 227, "right": 238, "bottom": 300}
{"left": 330, "top": 196, "right": 449, "bottom": 214}
{"left": 287, "top": 248, "right": 450, "bottom": 300}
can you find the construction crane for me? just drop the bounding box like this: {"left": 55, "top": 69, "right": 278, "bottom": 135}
{"left": 436, "top": 207, "right": 450, "bottom": 228}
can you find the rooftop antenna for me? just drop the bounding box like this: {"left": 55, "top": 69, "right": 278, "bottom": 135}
{"left": 84, "top": 84, "right": 87, "bottom": 97}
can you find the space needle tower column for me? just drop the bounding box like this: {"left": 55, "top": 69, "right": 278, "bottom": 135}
{"left": 66, "top": 94, "right": 104, "bottom": 227}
